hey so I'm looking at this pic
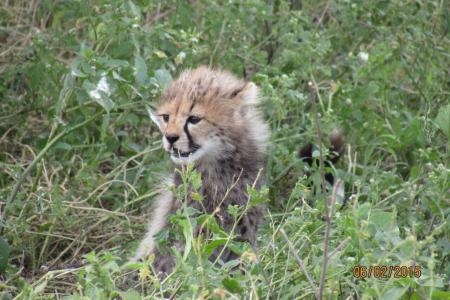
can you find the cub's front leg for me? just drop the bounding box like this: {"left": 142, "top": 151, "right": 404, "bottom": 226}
{"left": 133, "top": 188, "right": 174, "bottom": 263}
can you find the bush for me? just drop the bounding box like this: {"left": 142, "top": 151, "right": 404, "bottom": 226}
{"left": 1, "top": 0, "right": 448, "bottom": 298}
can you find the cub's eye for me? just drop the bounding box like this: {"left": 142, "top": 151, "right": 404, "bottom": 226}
{"left": 161, "top": 114, "right": 169, "bottom": 122}
{"left": 187, "top": 116, "right": 201, "bottom": 124}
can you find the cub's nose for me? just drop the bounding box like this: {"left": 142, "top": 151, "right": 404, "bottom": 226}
{"left": 165, "top": 134, "right": 179, "bottom": 145}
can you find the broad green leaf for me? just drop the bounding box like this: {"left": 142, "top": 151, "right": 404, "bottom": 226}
{"left": 222, "top": 277, "right": 244, "bottom": 294}
{"left": 369, "top": 211, "right": 396, "bottom": 231}
{"left": 154, "top": 69, "right": 172, "bottom": 89}
{"left": 431, "top": 290, "right": 450, "bottom": 299}
{"left": 204, "top": 238, "right": 228, "bottom": 256}
{"left": 197, "top": 215, "right": 227, "bottom": 235}
{"left": 55, "top": 142, "right": 72, "bottom": 150}
{"left": 134, "top": 54, "right": 148, "bottom": 86}
{"left": 174, "top": 218, "right": 193, "bottom": 260}
{"left": 436, "top": 104, "right": 450, "bottom": 138}
{"left": 118, "top": 290, "right": 142, "bottom": 300}
{"left": 70, "top": 59, "right": 87, "bottom": 78}
{"left": 381, "top": 286, "right": 408, "bottom": 300}
{"left": 95, "top": 92, "right": 115, "bottom": 113}
{"left": 126, "top": 0, "right": 141, "bottom": 18}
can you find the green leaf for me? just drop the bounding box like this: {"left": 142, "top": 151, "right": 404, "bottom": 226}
{"left": 431, "top": 290, "right": 450, "bottom": 300}
{"left": 70, "top": 58, "right": 87, "bottom": 78}
{"left": 63, "top": 296, "right": 90, "bottom": 300}
{"left": 55, "top": 142, "right": 72, "bottom": 150}
{"left": 356, "top": 203, "right": 371, "bottom": 218}
{"left": 126, "top": 0, "right": 141, "bottom": 18}
{"left": 248, "top": 185, "right": 269, "bottom": 207}
{"left": 436, "top": 104, "right": 450, "bottom": 138}
{"left": 381, "top": 286, "right": 408, "bottom": 300}
{"left": 134, "top": 54, "right": 148, "bottom": 86}
{"left": 153, "top": 50, "right": 168, "bottom": 59}
{"left": 222, "top": 277, "right": 244, "bottom": 294}
{"left": 197, "top": 215, "right": 227, "bottom": 235}
{"left": 95, "top": 92, "right": 115, "bottom": 113}
{"left": 190, "top": 170, "right": 202, "bottom": 191}
{"left": 117, "top": 289, "right": 142, "bottom": 300}
{"left": 204, "top": 238, "right": 228, "bottom": 256}
{"left": 154, "top": 69, "right": 172, "bottom": 89}
{"left": 0, "top": 237, "right": 11, "bottom": 274}
{"left": 174, "top": 218, "right": 193, "bottom": 260}
{"left": 369, "top": 211, "right": 396, "bottom": 231}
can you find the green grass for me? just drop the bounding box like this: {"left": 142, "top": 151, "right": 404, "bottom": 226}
{"left": 0, "top": 0, "right": 449, "bottom": 299}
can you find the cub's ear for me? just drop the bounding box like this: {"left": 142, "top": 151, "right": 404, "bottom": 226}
{"left": 146, "top": 105, "right": 162, "bottom": 131}
{"left": 233, "top": 82, "right": 259, "bottom": 105}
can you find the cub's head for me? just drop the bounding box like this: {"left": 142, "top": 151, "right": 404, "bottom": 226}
{"left": 149, "top": 66, "right": 268, "bottom": 165}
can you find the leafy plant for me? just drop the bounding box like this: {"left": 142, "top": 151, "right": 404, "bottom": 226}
{"left": 0, "top": 0, "right": 448, "bottom": 298}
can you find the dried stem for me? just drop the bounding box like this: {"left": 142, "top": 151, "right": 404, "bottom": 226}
{"left": 317, "top": 179, "right": 341, "bottom": 299}
{"left": 308, "top": 77, "right": 328, "bottom": 204}
{"left": 279, "top": 228, "right": 316, "bottom": 292}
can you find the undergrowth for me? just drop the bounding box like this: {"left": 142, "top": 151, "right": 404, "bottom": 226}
{"left": 0, "top": 0, "right": 448, "bottom": 299}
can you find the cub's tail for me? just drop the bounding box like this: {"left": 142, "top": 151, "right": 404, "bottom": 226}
{"left": 298, "top": 129, "right": 345, "bottom": 188}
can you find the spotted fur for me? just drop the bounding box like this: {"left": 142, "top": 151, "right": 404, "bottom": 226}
{"left": 133, "top": 67, "right": 269, "bottom": 277}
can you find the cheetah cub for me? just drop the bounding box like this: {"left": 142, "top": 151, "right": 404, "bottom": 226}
{"left": 134, "top": 66, "right": 270, "bottom": 276}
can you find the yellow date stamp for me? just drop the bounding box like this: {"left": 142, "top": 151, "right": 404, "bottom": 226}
{"left": 353, "top": 265, "right": 422, "bottom": 279}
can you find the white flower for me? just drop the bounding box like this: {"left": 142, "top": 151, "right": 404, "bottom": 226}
{"left": 89, "top": 76, "right": 111, "bottom": 100}
{"left": 357, "top": 51, "right": 369, "bottom": 62}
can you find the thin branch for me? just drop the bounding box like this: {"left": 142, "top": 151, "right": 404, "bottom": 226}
{"left": 317, "top": 179, "right": 341, "bottom": 299}
{"left": 327, "top": 236, "right": 350, "bottom": 260}
{"left": 308, "top": 78, "right": 328, "bottom": 200}
{"left": 315, "top": 0, "right": 332, "bottom": 26}
{"left": 279, "top": 228, "right": 316, "bottom": 292}
{"left": 209, "top": 18, "right": 227, "bottom": 67}
{"left": 144, "top": 6, "right": 176, "bottom": 27}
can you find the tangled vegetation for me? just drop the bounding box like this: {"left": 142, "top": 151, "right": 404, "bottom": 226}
{"left": 0, "top": 1, "right": 448, "bottom": 299}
